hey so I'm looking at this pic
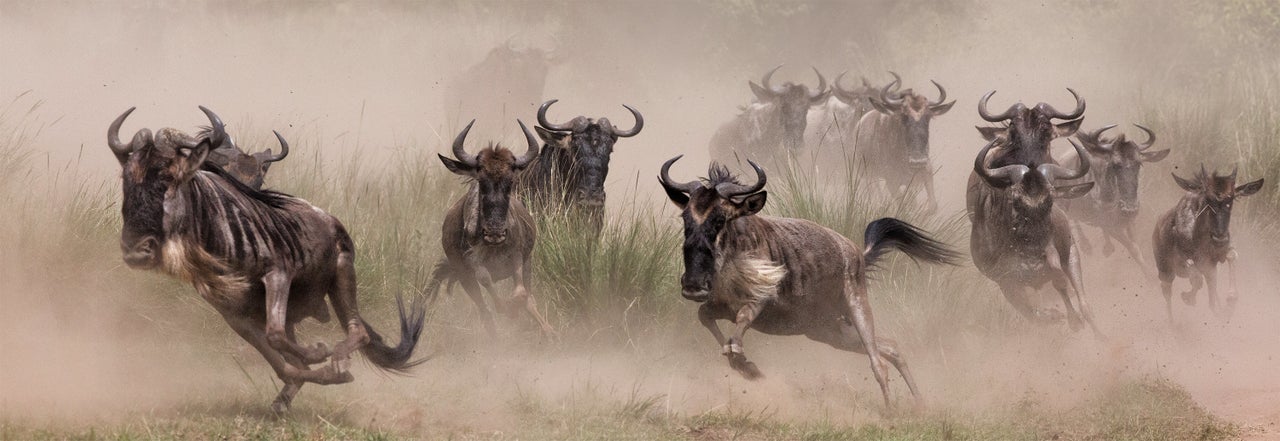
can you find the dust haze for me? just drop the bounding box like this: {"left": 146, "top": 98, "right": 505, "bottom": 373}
{"left": 3, "top": 0, "right": 1279, "bottom": 438}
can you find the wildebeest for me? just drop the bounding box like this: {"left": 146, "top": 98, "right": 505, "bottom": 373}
{"left": 658, "top": 156, "right": 959, "bottom": 407}
{"left": 517, "top": 99, "right": 644, "bottom": 232}
{"left": 708, "top": 65, "right": 828, "bottom": 165}
{"left": 441, "top": 41, "right": 556, "bottom": 129}
{"left": 1059, "top": 124, "right": 1169, "bottom": 265}
{"left": 854, "top": 73, "right": 955, "bottom": 212}
{"left": 806, "top": 72, "right": 881, "bottom": 157}
{"left": 107, "top": 107, "right": 426, "bottom": 414}
{"left": 973, "top": 89, "right": 1085, "bottom": 167}
{"left": 202, "top": 117, "right": 290, "bottom": 189}
{"left": 426, "top": 119, "right": 555, "bottom": 337}
{"left": 1153, "top": 165, "right": 1263, "bottom": 320}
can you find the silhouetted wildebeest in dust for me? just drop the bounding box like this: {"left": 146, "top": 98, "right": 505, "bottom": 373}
{"left": 1153, "top": 165, "right": 1263, "bottom": 321}
{"left": 107, "top": 106, "right": 426, "bottom": 414}
{"left": 658, "top": 156, "right": 959, "bottom": 407}
{"left": 709, "top": 65, "right": 828, "bottom": 166}
{"left": 806, "top": 72, "right": 882, "bottom": 160}
{"left": 202, "top": 118, "right": 290, "bottom": 189}
{"left": 442, "top": 41, "right": 556, "bottom": 128}
{"left": 425, "top": 120, "right": 556, "bottom": 338}
{"left": 854, "top": 72, "right": 955, "bottom": 212}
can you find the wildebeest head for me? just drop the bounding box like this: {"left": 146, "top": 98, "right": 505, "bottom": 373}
{"left": 439, "top": 119, "right": 540, "bottom": 244}
{"left": 976, "top": 89, "right": 1086, "bottom": 167}
{"left": 869, "top": 72, "right": 955, "bottom": 169}
{"left": 1078, "top": 124, "right": 1169, "bottom": 218}
{"left": 107, "top": 106, "right": 288, "bottom": 269}
{"left": 207, "top": 136, "right": 289, "bottom": 189}
{"left": 1172, "top": 165, "right": 1264, "bottom": 244}
{"left": 830, "top": 72, "right": 881, "bottom": 116}
{"left": 535, "top": 99, "right": 643, "bottom": 208}
{"left": 658, "top": 156, "right": 768, "bottom": 302}
{"left": 974, "top": 137, "right": 1094, "bottom": 218}
{"left": 749, "top": 65, "right": 829, "bottom": 152}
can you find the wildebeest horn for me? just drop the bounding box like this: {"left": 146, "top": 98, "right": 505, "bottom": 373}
{"left": 108, "top": 107, "right": 146, "bottom": 160}
{"left": 610, "top": 104, "right": 644, "bottom": 138}
{"left": 1037, "top": 139, "right": 1091, "bottom": 181}
{"left": 881, "top": 71, "right": 904, "bottom": 107}
{"left": 978, "top": 91, "right": 1017, "bottom": 122}
{"left": 761, "top": 64, "right": 784, "bottom": 94}
{"left": 1228, "top": 165, "right": 1238, "bottom": 181}
{"left": 537, "top": 99, "right": 574, "bottom": 132}
{"left": 658, "top": 155, "right": 700, "bottom": 194}
{"left": 715, "top": 160, "right": 767, "bottom": 198}
{"left": 197, "top": 106, "right": 227, "bottom": 147}
{"left": 974, "top": 138, "right": 1029, "bottom": 188}
{"left": 1082, "top": 124, "right": 1117, "bottom": 153}
{"left": 928, "top": 80, "right": 947, "bottom": 107}
{"left": 1039, "top": 88, "right": 1085, "bottom": 120}
{"left": 833, "top": 71, "right": 851, "bottom": 94}
{"left": 808, "top": 66, "right": 828, "bottom": 100}
{"left": 452, "top": 119, "right": 478, "bottom": 167}
{"left": 1134, "top": 124, "right": 1156, "bottom": 150}
{"left": 513, "top": 119, "right": 540, "bottom": 168}
{"left": 267, "top": 130, "right": 290, "bottom": 163}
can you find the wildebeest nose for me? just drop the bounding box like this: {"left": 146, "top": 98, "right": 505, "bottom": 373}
{"left": 482, "top": 229, "right": 507, "bottom": 244}
{"left": 121, "top": 236, "right": 159, "bottom": 268}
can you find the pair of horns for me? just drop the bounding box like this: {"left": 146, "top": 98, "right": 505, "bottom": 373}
{"left": 658, "top": 155, "right": 766, "bottom": 199}
{"left": 1082, "top": 124, "right": 1156, "bottom": 153}
{"left": 973, "top": 138, "right": 1090, "bottom": 188}
{"left": 536, "top": 99, "right": 643, "bottom": 137}
{"left": 978, "top": 89, "right": 1085, "bottom": 122}
{"left": 760, "top": 64, "right": 827, "bottom": 101}
{"left": 878, "top": 71, "right": 948, "bottom": 109}
{"left": 450, "top": 119, "right": 539, "bottom": 168}
{"left": 108, "top": 106, "right": 287, "bottom": 161}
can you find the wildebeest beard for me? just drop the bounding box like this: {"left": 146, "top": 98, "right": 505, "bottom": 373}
{"left": 564, "top": 125, "right": 613, "bottom": 207}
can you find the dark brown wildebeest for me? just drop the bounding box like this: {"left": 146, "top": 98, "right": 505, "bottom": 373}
{"left": 1059, "top": 124, "right": 1169, "bottom": 265}
{"left": 806, "top": 72, "right": 883, "bottom": 157}
{"left": 708, "top": 65, "right": 828, "bottom": 165}
{"left": 1153, "top": 165, "right": 1263, "bottom": 321}
{"left": 658, "top": 156, "right": 959, "bottom": 407}
{"left": 426, "top": 119, "right": 555, "bottom": 337}
{"left": 518, "top": 99, "right": 644, "bottom": 233}
{"left": 854, "top": 72, "right": 955, "bottom": 212}
{"left": 201, "top": 115, "right": 290, "bottom": 189}
{"left": 107, "top": 107, "right": 426, "bottom": 414}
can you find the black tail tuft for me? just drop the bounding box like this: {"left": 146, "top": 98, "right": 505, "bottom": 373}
{"left": 360, "top": 293, "right": 429, "bottom": 373}
{"left": 863, "top": 217, "right": 962, "bottom": 270}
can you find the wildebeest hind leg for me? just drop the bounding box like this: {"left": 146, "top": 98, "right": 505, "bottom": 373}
{"left": 286, "top": 322, "right": 330, "bottom": 365}
{"left": 328, "top": 252, "right": 371, "bottom": 374}
{"left": 220, "top": 313, "right": 352, "bottom": 413}
{"left": 823, "top": 325, "right": 922, "bottom": 407}
{"left": 263, "top": 271, "right": 330, "bottom": 365}
{"left": 847, "top": 283, "right": 893, "bottom": 409}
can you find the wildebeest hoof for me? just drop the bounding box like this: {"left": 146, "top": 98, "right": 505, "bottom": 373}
{"left": 315, "top": 364, "right": 355, "bottom": 385}
{"left": 270, "top": 399, "right": 290, "bottom": 416}
{"left": 728, "top": 353, "right": 763, "bottom": 380}
{"left": 1181, "top": 290, "right": 1196, "bottom": 306}
{"left": 302, "top": 342, "right": 331, "bottom": 364}
{"left": 331, "top": 354, "right": 352, "bottom": 375}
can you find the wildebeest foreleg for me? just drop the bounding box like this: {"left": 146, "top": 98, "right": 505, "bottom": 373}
{"left": 1160, "top": 278, "right": 1176, "bottom": 322}
{"left": 697, "top": 303, "right": 728, "bottom": 348}
{"left": 263, "top": 270, "right": 331, "bottom": 365}
{"left": 514, "top": 258, "right": 556, "bottom": 337}
{"left": 328, "top": 252, "right": 371, "bottom": 374}
{"left": 922, "top": 166, "right": 939, "bottom": 214}
{"left": 457, "top": 277, "right": 498, "bottom": 337}
{"left": 1049, "top": 268, "right": 1082, "bottom": 331}
{"left": 1115, "top": 225, "right": 1150, "bottom": 273}
{"left": 1224, "top": 249, "right": 1240, "bottom": 317}
{"left": 1073, "top": 221, "right": 1095, "bottom": 255}
{"left": 1053, "top": 215, "right": 1103, "bottom": 337}
{"left": 846, "top": 283, "right": 893, "bottom": 408}
{"left": 725, "top": 302, "right": 764, "bottom": 380}
{"left": 997, "top": 280, "right": 1062, "bottom": 323}
{"left": 1181, "top": 267, "right": 1203, "bottom": 306}
{"left": 1199, "top": 261, "right": 1222, "bottom": 315}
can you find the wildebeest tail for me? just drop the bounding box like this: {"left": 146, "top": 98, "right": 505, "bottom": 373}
{"left": 360, "top": 293, "right": 428, "bottom": 373}
{"left": 863, "top": 217, "right": 962, "bottom": 269}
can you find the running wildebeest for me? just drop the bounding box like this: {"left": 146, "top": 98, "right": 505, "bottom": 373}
{"left": 518, "top": 99, "right": 644, "bottom": 233}
{"left": 1059, "top": 124, "right": 1169, "bottom": 265}
{"left": 205, "top": 125, "right": 290, "bottom": 190}
{"left": 107, "top": 106, "right": 426, "bottom": 414}
{"left": 442, "top": 40, "right": 556, "bottom": 128}
{"left": 854, "top": 72, "right": 955, "bottom": 212}
{"left": 1153, "top": 165, "right": 1263, "bottom": 321}
{"left": 425, "top": 120, "right": 556, "bottom": 337}
{"left": 658, "top": 156, "right": 959, "bottom": 407}
{"left": 708, "top": 65, "right": 828, "bottom": 165}
{"left": 806, "top": 72, "right": 882, "bottom": 157}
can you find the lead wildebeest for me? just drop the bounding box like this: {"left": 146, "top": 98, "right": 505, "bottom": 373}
{"left": 658, "top": 156, "right": 959, "bottom": 407}
{"left": 854, "top": 72, "right": 955, "bottom": 212}
{"left": 966, "top": 90, "right": 1102, "bottom": 333}
{"left": 518, "top": 99, "right": 643, "bottom": 232}
{"left": 202, "top": 117, "right": 290, "bottom": 189}
{"left": 708, "top": 65, "right": 828, "bottom": 165}
{"left": 1153, "top": 165, "right": 1263, "bottom": 321}
{"left": 426, "top": 120, "right": 555, "bottom": 337}
{"left": 107, "top": 107, "right": 426, "bottom": 414}
{"left": 1059, "top": 124, "right": 1169, "bottom": 265}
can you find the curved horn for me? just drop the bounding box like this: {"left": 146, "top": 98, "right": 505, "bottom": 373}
{"left": 512, "top": 120, "right": 540, "bottom": 168}
{"left": 977, "top": 90, "right": 1018, "bottom": 122}
{"left": 536, "top": 99, "right": 574, "bottom": 132}
{"left": 1228, "top": 165, "right": 1238, "bottom": 181}
{"left": 266, "top": 130, "right": 290, "bottom": 163}
{"left": 108, "top": 107, "right": 140, "bottom": 159}
{"left": 1082, "top": 124, "right": 1117, "bottom": 153}
{"left": 715, "top": 160, "right": 767, "bottom": 198}
{"left": 1038, "top": 139, "right": 1091, "bottom": 181}
{"left": 974, "top": 138, "right": 1029, "bottom": 188}
{"left": 658, "top": 155, "right": 700, "bottom": 194}
{"left": 761, "top": 64, "right": 784, "bottom": 94}
{"left": 610, "top": 104, "right": 644, "bottom": 138}
{"left": 928, "top": 80, "right": 947, "bottom": 107}
{"left": 1040, "top": 88, "right": 1085, "bottom": 120}
{"left": 808, "top": 66, "right": 828, "bottom": 100}
{"left": 881, "top": 71, "right": 904, "bottom": 106}
{"left": 197, "top": 106, "right": 227, "bottom": 147}
{"left": 833, "top": 71, "right": 851, "bottom": 94}
{"left": 1134, "top": 124, "right": 1156, "bottom": 150}
{"left": 452, "top": 119, "right": 478, "bottom": 167}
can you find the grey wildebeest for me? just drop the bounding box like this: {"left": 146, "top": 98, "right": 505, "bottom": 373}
{"left": 658, "top": 156, "right": 959, "bottom": 407}
{"left": 517, "top": 99, "right": 643, "bottom": 233}
{"left": 107, "top": 107, "right": 426, "bottom": 414}
{"left": 854, "top": 73, "right": 955, "bottom": 212}
{"left": 426, "top": 120, "right": 555, "bottom": 337}
{"left": 1153, "top": 165, "right": 1263, "bottom": 321}
{"left": 806, "top": 72, "right": 882, "bottom": 158}
{"left": 442, "top": 41, "right": 556, "bottom": 129}
{"left": 1059, "top": 124, "right": 1169, "bottom": 265}
{"left": 708, "top": 65, "right": 828, "bottom": 166}
{"left": 966, "top": 90, "right": 1102, "bottom": 333}
{"left": 203, "top": 120, "right": 290, "bottom": 190}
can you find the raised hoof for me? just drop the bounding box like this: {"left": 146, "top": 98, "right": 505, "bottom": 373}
{"left": 270, "top": 400, "right": 290, "bottom": 416}
{"left": 330, "top": 355, "right": 352, "bottom": 375}
{"left": 314, "top": 365, "right": 355, "bottom": 385}
{"left": 1181, "top": 290, "right": 1197, "bottom": 306}
{"left": 727, "top": 353, "right": 763, "bottom": 380}
{"left": 302, "top": 342, "right": 331, "bottom": 365}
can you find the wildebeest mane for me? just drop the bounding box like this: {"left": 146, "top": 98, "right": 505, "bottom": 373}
{"left": 703, "top": 162, "right": 742, "bottom": 188}
{"left": 199, "top": 161, "right": 294, "bottom": 209}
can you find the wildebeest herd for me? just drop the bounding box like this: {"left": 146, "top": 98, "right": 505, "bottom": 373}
{"left": 104, "top": 63, "right": 1264, "bottom": 413}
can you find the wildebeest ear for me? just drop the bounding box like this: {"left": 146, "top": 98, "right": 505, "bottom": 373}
{"left": 438, "top": 154, "right": 473, "bottom": 176}
{"left": 1235, "top": 178, "right": 1264, "bottom": 197}
{"left": 929, "top": 100, "right": 956, "bottom": 116}
{"left": 534, "top": 126, "right": 570, "bottom": 147}
{"left": 1172, "top": 172, "right": 1201, "bottom": 192}
{"left": 868, "top": 97, "right": 893, "bottom": 115}
{"left": 1140, "top": 148, "right": 1171, "bottom": 163}
{"left": 176, "top": 139, "right": 212, "bottom": 177}
{"left": 976, "top": 126, "right": 1006, "bottom": 141}
{"left": 748, "top": 81, "right": 772, "bottom": 101}
{"left": 1053, "top": 182, "right": 1094, "bottom": 199}
{"left": 736, "top": 191, "right": 768, "bottom": 216}
{"left": 1053, "top": 118, "right": 1084, "bottom": 138}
